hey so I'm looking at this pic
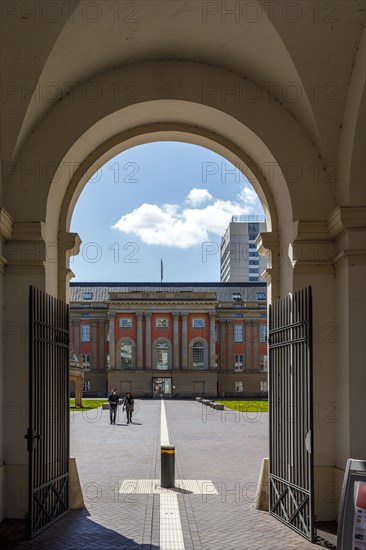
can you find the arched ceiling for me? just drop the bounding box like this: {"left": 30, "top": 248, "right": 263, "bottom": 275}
{"left": 2, "top": 0, "right": 364, "bottom": 165}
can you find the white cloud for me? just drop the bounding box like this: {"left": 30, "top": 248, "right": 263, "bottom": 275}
{"left": 112, "top": 194, "right": 254, "bottom": 249}
{"left": 238, "top": 186, "right": 259, "bottom": 205}
{"left": 186, "top": 188, "right": 213, "bottom": 206}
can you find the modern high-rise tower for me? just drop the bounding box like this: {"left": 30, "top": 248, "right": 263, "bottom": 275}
{"left": 220, "top": 217, "right": 267, "bottom": 282}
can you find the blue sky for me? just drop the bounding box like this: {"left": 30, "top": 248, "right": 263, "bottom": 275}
{"left": 70, "top": 142, "right": 265, "bottom": 282}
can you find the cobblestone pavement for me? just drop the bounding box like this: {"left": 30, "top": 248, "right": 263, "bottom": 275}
{"left": 5, "top": 399, "right": 335, "bottom": 549}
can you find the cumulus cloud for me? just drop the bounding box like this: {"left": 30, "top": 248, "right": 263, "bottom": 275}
{"left": 112, "top": 187, "right": 260, "bottom": 249}
{"left": 238, "top": 186, "right": 260, "bottom": 205}
{"left": 186, "top": 188, "right": 213, "bottom": 206}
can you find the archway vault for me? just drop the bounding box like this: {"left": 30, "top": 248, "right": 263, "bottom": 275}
{"left": 4, "top": 59, "right": 336, "bottom": 302}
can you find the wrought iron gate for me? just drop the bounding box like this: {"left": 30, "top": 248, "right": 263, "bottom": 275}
{"left": 27, "top": 286, "right": 70, "bottom": 538}
{"left": 269, "top": 286, "right": 315, "bottom": 542}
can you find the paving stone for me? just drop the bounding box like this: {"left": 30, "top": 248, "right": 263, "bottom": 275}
{"left": 1, "top": 400, "right": 337, "bottom": 549}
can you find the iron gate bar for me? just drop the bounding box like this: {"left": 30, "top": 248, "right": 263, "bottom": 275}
{"left": 269, "top": 287, "right": 314, "bottom": 542}
{"left": 28, "top": 287, "right": 70, "bottom": 539}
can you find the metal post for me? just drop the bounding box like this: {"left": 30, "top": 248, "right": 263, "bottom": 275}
{"left": 161, "top": 445, "right": 175, "bottom": 488}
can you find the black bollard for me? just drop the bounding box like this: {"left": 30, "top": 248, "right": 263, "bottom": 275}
{"left": 161, "top": 445, "right": 175, "bottom": 488}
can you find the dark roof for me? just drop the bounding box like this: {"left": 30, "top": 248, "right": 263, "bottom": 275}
{"left": 69, "top": 282, "right": 266, "bottom": 303}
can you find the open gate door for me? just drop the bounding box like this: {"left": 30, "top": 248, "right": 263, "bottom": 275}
{"left": 26, "top": 286, "right": 70, "bottom": 538}
{"left": 269, "top": 286, "right": 315, "bottom": 542}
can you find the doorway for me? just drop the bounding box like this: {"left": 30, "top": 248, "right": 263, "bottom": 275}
{"left": 152, "top": 377, "right": 172, "bottom": 398}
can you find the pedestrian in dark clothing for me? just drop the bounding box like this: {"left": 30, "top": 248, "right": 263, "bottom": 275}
{"left": 108, "top": 388, "right": 119, "bottom": 424}
{"left": 123, "top": 392, "right": 134, "bottom": 424}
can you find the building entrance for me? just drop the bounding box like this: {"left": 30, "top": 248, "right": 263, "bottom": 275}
{"left": 153, "top": 377, "right": 172, "bottom": 398}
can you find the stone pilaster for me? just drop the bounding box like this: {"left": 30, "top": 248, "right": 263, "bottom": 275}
{"left": 108, "top": 312, "right": 116, "bottom": 369}
{"left": 136, "top": 312, "right": 143, "bottom": 369}
{"left": 209, "top": 313, "right": 216, "bottom": 369}
{"left": 145, "top": 312, "right": 152, "bottom": 369}
{"left": 173, "top": 312, "right": 180, "bottom": 369}
{"left": 74, "top": 320, "right": 80, "bottom": 359}
{"left": 98, "top": 320, "right": 104, "bottom": 370}
{"left": 220, "top": 320, "right": 227, "bottom": 370}
{"left": 91, "top": 321, "right": 97, "bottom": 369}
{"left": 181, "top": 313, "right": 188, "bottom": 369}
{"left": 245, "top": 321, "right": 251, "bottom": 371}
{"left": 253, "top": 321, "right": 259, "bottom": 370}
{"left": 227, "top": 320, "right": 234, "bottom": 370}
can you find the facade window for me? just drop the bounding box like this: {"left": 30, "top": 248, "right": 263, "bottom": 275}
{"left": 192, "top": 341, "right": 204, "bottom": 369}
{"left": 81, "top": 313, "right": 90, "bottom": 317}
{"left": 249, "top": 277, "right": 259, "bottom": 282}
{"left": 234, "top": 354, "right": 244, "bottom": 371}
{"left": 260, "top": 324, "right": 268, "bottom": 343}
{"left": 249, "top": 268, "right": 258, "bottom": 273}
{"left": 249, "top": 243, "right": 256, "bottom": 249}
{"left": 156, "top": 342, "right": 169, "bottom": 370}
{"left": 234, "top": 324, "right": 244, "bottom": 342}
{"left": 260, "top": 381, "right": 268, "bottom": 392}
{"left": 214, "top": 324, "right": 219, "bottom": 342}
{"left": 156, "top": 318, "right": 168, "bottom": 328}
{"left": 249, "top": 251, "right": 258, "bottom": 257}
{"left": 120, "top": 318, "right": 132, "bottom": 328}
{"left": 249, "top": 259, "right": 259, "bottom": 265}
{"left": 192, "top": 319, "right": 205, "bottom": 328}
{"left": 81, "top": 324, "right": 90, "bottom": 342}
{"left": 257, "top": 292, "right": 266, "bottom": 300}
{"left": 82, "top": 353, "right": 90, "bottom": 370}
{"left": 121, "top": 342, "right": 133, "bottom": 370}
{"left": 83, "top": 381, "right": 91, "bottom": 392}
{"left": 232, "top": 293, "right": 242, "bottom": 302}
{"left": 260, "top": 355, "right": 268, "bottom": 371}
{"left": 235, "top": 381, "right": 243, "bottom": 392}
{"left": 83, "top": 292, "right": 93, "bottom": 300}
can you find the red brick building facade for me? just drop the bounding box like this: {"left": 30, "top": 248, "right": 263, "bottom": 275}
{"left": 70, "top": 282, "right": 268, "bottom": 398}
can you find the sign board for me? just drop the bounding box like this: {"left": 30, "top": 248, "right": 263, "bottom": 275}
{"left": 337, "top": 459, "right": 366, "bottom": 550}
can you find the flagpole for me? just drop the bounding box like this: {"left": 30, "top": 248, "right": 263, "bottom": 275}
{"left": 160, "top": 258, "right": 163, "bottom": 283}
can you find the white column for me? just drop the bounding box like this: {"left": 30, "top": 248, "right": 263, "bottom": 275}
{"left": 108, "top": 312, "right": 116, "bottom": 369}
{"left": 136, "top": 312, "right": 143, "bottom": 369}
{"left": 209, "top": 313, "right": 216, "bottom": 369}
{"left": 173, "top": 312, "right": 180, "bottom": 369}
{"left": 181, "top": 313, "right": 188, "bottom": 369}
{"left": 145, "top": 312, "right": 152, "bottom": 370}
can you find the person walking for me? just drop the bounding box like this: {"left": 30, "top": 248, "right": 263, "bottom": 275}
{"left": 108, "top": 388, "right": 119, "bottom": 425}
{"left": 123, "top": 392, "right": 134, "bottom": 424}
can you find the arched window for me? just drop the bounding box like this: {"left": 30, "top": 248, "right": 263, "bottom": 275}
{"left": 156, "top": 341, "right": 169, "bottom": 370}
{"left": 192, "top": 341, "right": 204, "bottom": 369}
{"left": 121, "top": 342, "right": 133, "bottom": 370}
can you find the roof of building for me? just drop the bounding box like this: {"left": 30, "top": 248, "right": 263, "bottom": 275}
{"left": 69, "top": 282, "right": 267, "bottom": 303}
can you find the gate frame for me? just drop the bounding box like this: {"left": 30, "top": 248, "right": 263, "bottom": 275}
{"left": 27, "top": 286, "right": 70, "bottom": 539}
{"left": 268, "top": 286, "right": 315, "bottom": 542}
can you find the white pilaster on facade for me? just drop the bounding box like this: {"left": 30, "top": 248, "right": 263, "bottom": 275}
{"left": 136, "top": 312, "right": 143, "bottom": 369}
{"left": 108, "top": 312, "right": 116, "bottom": 369}
{"left": 227, "top": 320, "right": 234, "bottom": 370}
{"left": 209, "top": 313, "right": 216, "bottom": 369}
{"left": 181, "top": 313, "right": 188, "bottom": 369}
{"left": 91, "top": 321, "right": 97, "bottom": 369}
{"left": 173, "top": 312, "right": 180, "bottom": 370}
{"left": 145, "top": 312, "right": 152, "bottom": 369}
{"left": 220, "top": 319, "right": 226, "bottom": 370}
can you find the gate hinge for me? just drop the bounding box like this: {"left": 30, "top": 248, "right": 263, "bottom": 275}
{"left": 305, "top": 430, "right": 312, "bottom": 453}
{"left": 24, "top": 428, "right": 41, "bottom": 452}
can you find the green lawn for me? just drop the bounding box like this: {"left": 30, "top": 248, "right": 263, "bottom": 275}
{"left": 69, "top": 398, "right": 107, "bottom": 411}
{"left": 216, "top": 400, "right": 268, "bottom": 412}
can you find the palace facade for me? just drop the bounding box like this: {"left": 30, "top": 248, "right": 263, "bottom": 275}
{"left": 70, "top": 282, "right": 268, "bottom": 398}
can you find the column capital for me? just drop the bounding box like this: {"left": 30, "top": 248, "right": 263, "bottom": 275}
{"left": 108, "top": 311, "right": 116, "bottom": 319}
{"left": 144, "top": 312, "right": 152, "bottom": 319}
{"left": 136, "top": 312, "right": 143, "bottom": 319}
{"left": 209, "top": 312, "right": 217, "bottom": 319}
{"left": 181, "top": 312, "right": 188, "bottom": 318}
{"left": 172, "top": 312, "right": 180, "bottom": 319}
